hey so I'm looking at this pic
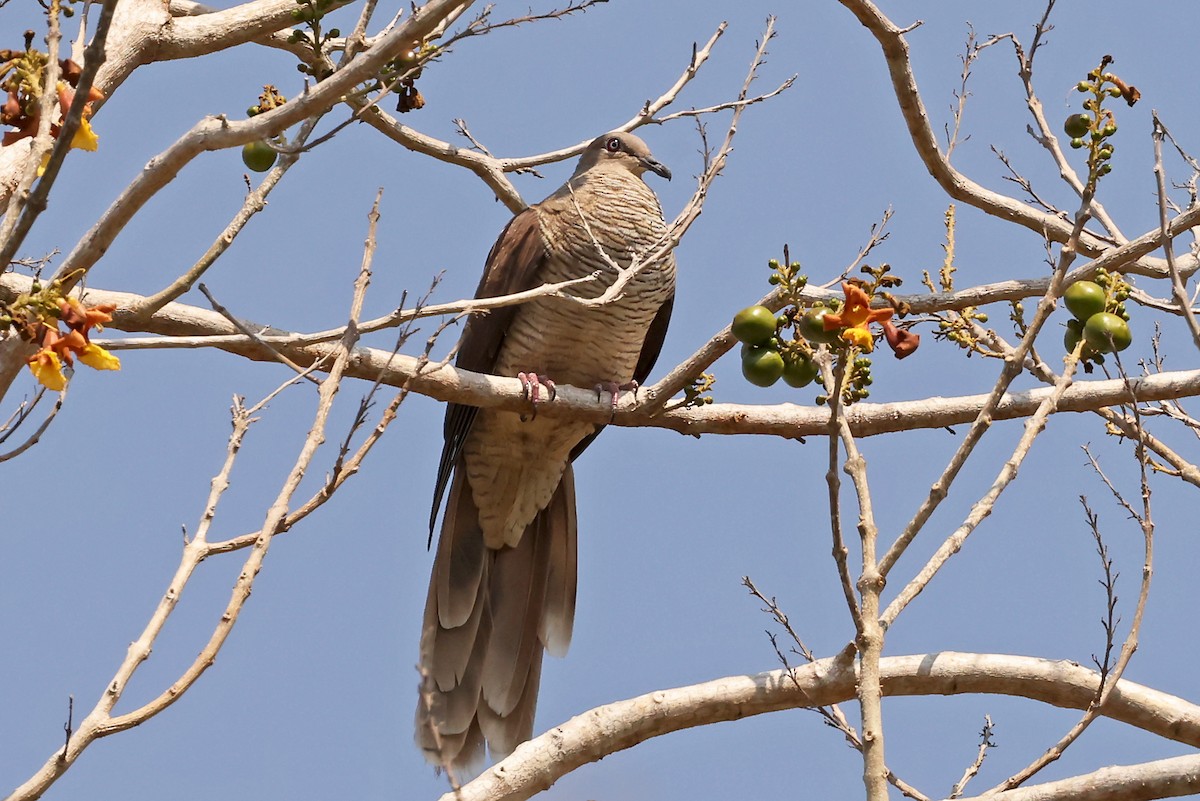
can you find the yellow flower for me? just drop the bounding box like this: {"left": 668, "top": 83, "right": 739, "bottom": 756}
{"left": 70, "top": 116, "right": 99, "bottom": 151}
{"left": 841, "top": 326, "right": 875, "bottom": 350}
{"left": 33, "top": 83, "right": 102, "bottom": 175}
{"left": 822, "top": 282, "right": 894, "bottom": 352}
{"left": 79, "top": 343, "right": 120, "bottom": 371}
{"left": 27, "top": 349, "right": 66, "bottom": 391}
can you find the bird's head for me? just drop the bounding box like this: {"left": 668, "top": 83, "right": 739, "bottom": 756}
{"left": 575, "top": 131, "right": 671, "bottom": 181}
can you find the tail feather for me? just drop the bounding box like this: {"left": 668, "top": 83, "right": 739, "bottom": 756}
{"left": 481, "top": 510, "right": 552, "bottom": 716}
{"left": 417, "top": 460, "right": 577, "bottom": 771}
{"left": 436, "top": 474, "right": 488, "bottom": 629}
{"left": 434, "top": 597, "right": 490, "bottom": 732}
{"left": 540, "top": 467, "right": 577, "bottom": 657}
{"left": 478, "top": 645, "right": 544, "bottom": 759}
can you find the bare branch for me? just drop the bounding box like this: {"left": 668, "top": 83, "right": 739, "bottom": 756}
{"left": 834, "top": 0, "right": 1184, "bottom": 276}
{"left": 1152, "top": 113, "right": 1200, "bottom": 352}
{"left": 43, "top": 0, "right": 477, "bottom": 295}
{"left": 10, "top": 273, "right": 1200, "bottom": 441}
{"left": 356, "top": 22, "right": 735, "bottom": 213}
{"left": 198, "top": 283, "right": 324, "bottom": 381}
{"left": 991, "top": 354, "right": 1157, "bottom": 792}
{"left": 126, "top": 109, "right": 331, "bottom": 320}
{"left": 0, "top": 383, "right": 65, "bottom": 462}
{"left": 436, "top": 652, "right": 1200, "bottom": 801}
{"left": 5, "top": 193, "right": 389, "bottom": 800}
{"left": 948, "top": 716, "right": 995, "bottom": 799}
{"left": 956, "top": 753, "right": 1200, "bottom": 801}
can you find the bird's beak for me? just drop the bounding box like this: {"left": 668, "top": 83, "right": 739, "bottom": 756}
{"left": 640, "top": 156, "right": 672, "bottom": 181}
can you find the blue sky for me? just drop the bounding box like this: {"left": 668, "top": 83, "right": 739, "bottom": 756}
{"left": 4, "top": 1, "right": 1200, "bottom": 799}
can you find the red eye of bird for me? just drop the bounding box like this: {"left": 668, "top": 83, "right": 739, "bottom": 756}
{"left": 605, "top": 137, "right": 621, "bottom": 152}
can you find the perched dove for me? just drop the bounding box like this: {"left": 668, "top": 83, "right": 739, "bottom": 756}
{"left": 417, "top": 131, "right": 676, "bottom": 770}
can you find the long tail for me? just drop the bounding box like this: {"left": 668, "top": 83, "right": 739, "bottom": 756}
{"left": 416, "top": 460, "right": 577, "bottom": 772}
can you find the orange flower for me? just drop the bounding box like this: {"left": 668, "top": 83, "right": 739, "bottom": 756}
{"left": 1, "top": 90, "right": 21, "bottom": 124}
{"left": 21, "top": 298, "right": 122, "bottom": 389}
{"left": 58, "top": 297, "right": 114, "bottom": 338}
{"left": 51, "top": 328, "right": 88, "bottom": 365}
{"left": 822, "top": 283, "right": 893, "bottom": 352}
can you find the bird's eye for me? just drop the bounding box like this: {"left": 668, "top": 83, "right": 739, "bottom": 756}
{"left": 605, "top": 137, "right": 621, "bottom": 153}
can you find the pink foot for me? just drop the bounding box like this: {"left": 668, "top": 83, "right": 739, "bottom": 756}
{"left": 517, "top": 372, "right": 556, "bottom": 420}
{"left": 595, "top": 380, "right": 639, "bottom": 420}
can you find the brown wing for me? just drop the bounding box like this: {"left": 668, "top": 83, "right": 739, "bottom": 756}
{"left": 429, "top": 208, "right": 549, "bottom": 540}
{"left": 631, "top": 291, "right": 675, "bottom": 388}
{"left": 567, "top": 291, "right": 674, "bottom": 463}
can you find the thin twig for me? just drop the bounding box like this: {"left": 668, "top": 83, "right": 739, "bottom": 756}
{"left": 357, "top": 22, "right": 732, "bottom": 213}
{"left": 1152, "top": 113, "right": 1200, "bottom": 352}
{"left": 0, "top": 382, "right": 66, "bottom": 462}
{"left": 823, "top": 357, "right": 865, "bottom": 632}
{"left": 4, "top": 195, "right": 392, "bottom": 801}
{"left": 197, "top": 284, "right": 323, "bottom": 382}
{"left": 128, "top": 109, "right": 333, "bottom": 320}
{"left": 878, "top": 141, "right": 1103, "bottom": 610}
{"left": 948, "top": 716, "right": 995, "bottom": 798}
{"left": 990, "top": 354, "right": 1155, "bottom": 791}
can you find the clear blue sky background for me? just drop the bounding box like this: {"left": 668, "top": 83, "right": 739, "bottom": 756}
{"left": 4, "top": 1, "right": 1200, "bottom": 799}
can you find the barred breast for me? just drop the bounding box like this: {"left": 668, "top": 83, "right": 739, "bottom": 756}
{"left": 464, "top": 167, "right": 675, "bottom": 548}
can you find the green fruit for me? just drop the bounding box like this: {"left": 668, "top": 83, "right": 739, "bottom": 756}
{"left": 1083, "top": 312, "right": 1132, "bottom": 353}
{"left": 796, "top": 307, "right": 841, "bottom": 345}
{"left": 1064, "top": 113, "right": 1092, "bottom": 138}
{"left": 741, "top": 345, "right": 785, "bottom": 387}
{"left": 1064, "top": 319, "right": 1091, "bottom": 355}
{"left": 782, "top": 354, "right": 818, "bottom": 388}
{"left": 1064, "top": 280, "right": 1106, "bottom": 321}
{"left": 1064, "top": 324, "right": 1080, "bottom": 352}
{"left": 731, "top": 305, "right": 777, "bottom": 345}
{"left": 242, "top": 140, "right": 277, "bottom": 172}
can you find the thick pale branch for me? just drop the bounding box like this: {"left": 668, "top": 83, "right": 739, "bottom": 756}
{"left": 641, "top": 204, "right": 1200, "bottom": 413}
{"left": 954, "top": 754, "right": 1200, "bottom": 801}
{"left": 440, "top": 652, "right": 1200, "bottom": 801}
{"left": 152, "top": 0, "right": 358, "bottom": 60}
{"left": 6, "top": 275, "right": 1200, "bottom": 440}
{"left": 830, "top": 373, "right": 888, "bottom": 799}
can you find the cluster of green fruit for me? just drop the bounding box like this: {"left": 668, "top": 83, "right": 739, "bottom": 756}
{"left": 1063, "top": 111, "right": 1115, "bottom": 176}
{"left": 1062, "top": 277, "right": 1131, "bottom": 360}
{"left": 731, "top": 304, "right": 836, "bottom": 388}
{"left": 241, "top": 86, "right": 286, "bottom": 172}
{"left": 1063, "top": 58, "right": 1138, "bottom": 183}
{"left": 290, "top": 0, "right": 338, "bottom": 24}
